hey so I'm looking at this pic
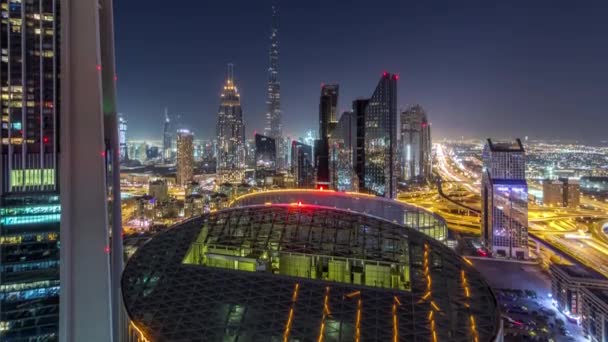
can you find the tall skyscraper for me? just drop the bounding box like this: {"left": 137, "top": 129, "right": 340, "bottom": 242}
{"left": 328, "top": 111, "right": 357, "bottom": 191}
{"left": 400, "top": 105, "right": 431, "bottom": 182}
{"left": 363, "top": 73, "right": 398, "bottom": 198}
{"left": 291, "top": 141, "right": 314, "bottom": 188}
{"left": 264, "top": 6, "right": 283, "bottom": 168}
{"left": 118, "top": 113, "right": 128, "bottom": 161}
{"left": 162, "top": 107, "right": 172, "bottom": 162}
{"left": 315, "top": 84, "right": 339, "bottom": 189}
{"left": 353, "top": 99, "right": 369, "bottom": 192}
{"left": 177, "top": 129, "right": 194, "bottom": 186}
{"left": 216, "top": 64, "right": 245, "bottom": 177}
{"left": 481, "top": 138, "right": 529, "bottom": 259}
{"left": 319, "top": 84, "right": 339, "bottom": 139}
{"left": 0, "top": 1, "right": 62, "bottom": 338}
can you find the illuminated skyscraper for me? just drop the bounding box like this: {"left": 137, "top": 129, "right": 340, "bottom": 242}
{"left": 363, "top": 73, "right": 398, "bottom": 198}
{"left": 118, "top": 113, "right": 128, "bottom": 161}
{"left": 254, "top": 134, "right": 276, "bottom": 170}
{"left": 0, "top": 1, "right": 62, "bottom": 339}
{"left": 291, "top": 141, "right": 314, "bottom": 188}
{"left": 400, "top": 105, "right": 431, "bottom": 182}
{"left": 481, "top": 138, "right": 528, "bottom": 259}
{"left": 330, "top": 111, "right": 357, "bottom": 191}
{"left": 217, "top": 64, "right": 245, "bottom": 177}
{"left": 315, "top": 84, "right": 339, "bottom": 189}
{"left": 0, "top": 0, "right": 121, "bottom": 340}
{"left": 162, "top": 107, "right": 171, "bottom": 162}
{"left": 264, "top": 6, "right": 283, "bottom": 168}
{"left": 177, "top": 130, "right": 194, "bottom": 186}
{"left": 353, "top": 99, "right": 369, "bottom": 192}
{"left": 319, "top": 84, "right": 339, "bottom": 139}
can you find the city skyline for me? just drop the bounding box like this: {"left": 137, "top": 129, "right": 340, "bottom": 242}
{"left": 115, "top": 0, "right": 608, "bottom": 143}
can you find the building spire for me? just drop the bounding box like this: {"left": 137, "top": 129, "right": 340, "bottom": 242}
{"left": 227, "top": 63, "right": 234, "bottom": 83}
{"left": 265, "top": 5, "right": 281, "bottom": 139}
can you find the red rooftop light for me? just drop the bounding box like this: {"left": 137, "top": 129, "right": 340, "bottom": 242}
{"left": 382, "top": 71, "right": 388, "bottom": 77}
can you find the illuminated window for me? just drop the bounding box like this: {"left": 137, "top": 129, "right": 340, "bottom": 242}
{"left": 10, "top": 169, "right": 55, "bottom": 188}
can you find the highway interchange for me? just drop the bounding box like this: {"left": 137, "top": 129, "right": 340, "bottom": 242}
{"left": 399, "top": 143, "right": 608, "bottom": 277}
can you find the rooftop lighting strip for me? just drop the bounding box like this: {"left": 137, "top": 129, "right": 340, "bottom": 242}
{"left": 283, "top": 282, "right": 300, "bottom": 342}
{"left": 461, "top": 270, "right": 479, "bottom": 342}
{"left": 422, "top": 243, "right": 439, "bottom": 342}
{"left": 344, "top": 290, "right": 362, "bottom": 342}
{"left": 317, "top": 286, "right": 331, "bottom": 342}
{"left": 392, "top": 296, "right": 402, "bottom": 342}
{"left": 129, "top": 321, "right": 150, "bottom": 342}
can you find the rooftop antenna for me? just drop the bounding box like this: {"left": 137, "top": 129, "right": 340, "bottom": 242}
{"left": 227, "top": 63, "right": 234, "bottom": 83}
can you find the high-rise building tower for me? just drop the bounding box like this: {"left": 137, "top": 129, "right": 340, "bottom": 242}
{"left": 15, "top": 0, "right": 121, "bottom": 340}
{"left": 162, "top": 107, "right": 172, "bottom": 162}
{"left": 118, "top": 113, "right": 128, "bottom": 161}
{"left": 481, "top": 138, "right": 528, "bottom": 259}
{"left": 254, "top": 133, "right": 276, "bottom": 185}
{"left": 264, "top": 6, "right": 283, "bottom": 169}
{"left": 319, "top": 84, "right": 339, "bottom": 139}
{"left": 315, "top": 84, "right": 339, "bottom": 189}
{"left": 364, "top": 73, "right": 398, "bottom": 198}
{"left": 1, "top": 1, "right": 62, "bottom": 339}
{"left": 400, "top": 105, "right": 432, "bottom": 182}
{"left": 216, "top": 64, "right": 245, "bottom": 176}
{"left": 291, "top": 141, "right": 314, "bottom": 188}
{"left": 177, "top": 130, "right": 194, "bottom": 186}
{"left": 254, "top": 134, "right": 276, "bottom": 171}
{"left": 329, "top": 111, "right": 357, "bottom": 191}
{"left": 353, "top": 99, "right": 369, "bottom": 192}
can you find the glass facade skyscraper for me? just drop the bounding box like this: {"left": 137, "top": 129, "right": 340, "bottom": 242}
{"left": 481, "top": 138, "right": 529, "bottom": 259}
{"left": 363, "top": 73, "right": 398, "bottom": 198}
{"left": 400, "top": 105, "right": 431, "bottom": 182}
{"left": 0, "top": 0, "right": 61, "bottom": 339}
{"left": 216, "top": 64, "right": 245, "bottom": 177}
{"left": 291, "top": 140, "right": 314, "bottom": 188}
{"left": 118, "top": 113, "right": 127, "bottom": 161}
{"left": 315, "top": 84, "right": 339, "bottom": 189}
{"left": 162, "top": 107, "right": 171, "bottom": 162}
{"left": 176, "top": 129, "right": 194, "bottom": 186}
{"left": 254, "top": 133, "right": 276, "bottom": 184}
{"left": 264, "top": 6, "right": 283, "bottom": 170}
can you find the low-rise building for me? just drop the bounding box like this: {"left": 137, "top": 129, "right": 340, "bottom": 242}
{"left": 580, "top": 287, "right": 608, "bottom": 342}
{"left": 542, "top": 178, "right": 580, "bottom": 208}
{"left": 550, "top": 264, "right": 608, "bottom": 317}
{"left": 148, "top": 179, "right": 169, "bottom": 202}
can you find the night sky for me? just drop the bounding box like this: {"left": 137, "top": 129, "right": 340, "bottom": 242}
{"left": 115, "top": 0, "right": 608, "bottom": 143}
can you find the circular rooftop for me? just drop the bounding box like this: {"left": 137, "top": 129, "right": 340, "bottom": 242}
{"left": 122, "top": 204, "right": 500, "bottom": 341}
{"left": 230, "top": 189, "right": 448, "bottom": 241}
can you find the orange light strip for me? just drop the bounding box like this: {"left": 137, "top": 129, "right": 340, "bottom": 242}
{"left": 355, "top": 298, "right": 362, "bottom": 342}
{"left": 345, "top": 289, "right": 363, "bottom": 342}
{"left": 423, "top": 243, "right": 439, "bottom": 341}
{"left": 129, "top": 321, "right": 150, "bottom": 342}
{"left": 345, "top": 290, "right": 361, "bottom": 298}
{"left": 392, "top": 296, "right": 401, "bottom": 342}
{"left": 283, "top": 283, "right": 300, "bottom": 342}
{"left": 461, "top": 269, "right": 478, "bottom": 342}
{"left": 317, "top": 286, "right": 331, "bottom": 342}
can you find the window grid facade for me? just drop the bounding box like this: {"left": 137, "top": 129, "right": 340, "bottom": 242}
{"left": 1, "top": 0, "right": 60, "bottom": 339}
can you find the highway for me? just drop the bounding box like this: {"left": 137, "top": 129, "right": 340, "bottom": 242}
{"left": 401, "top": 143, "right": 608, "bottom": 277}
